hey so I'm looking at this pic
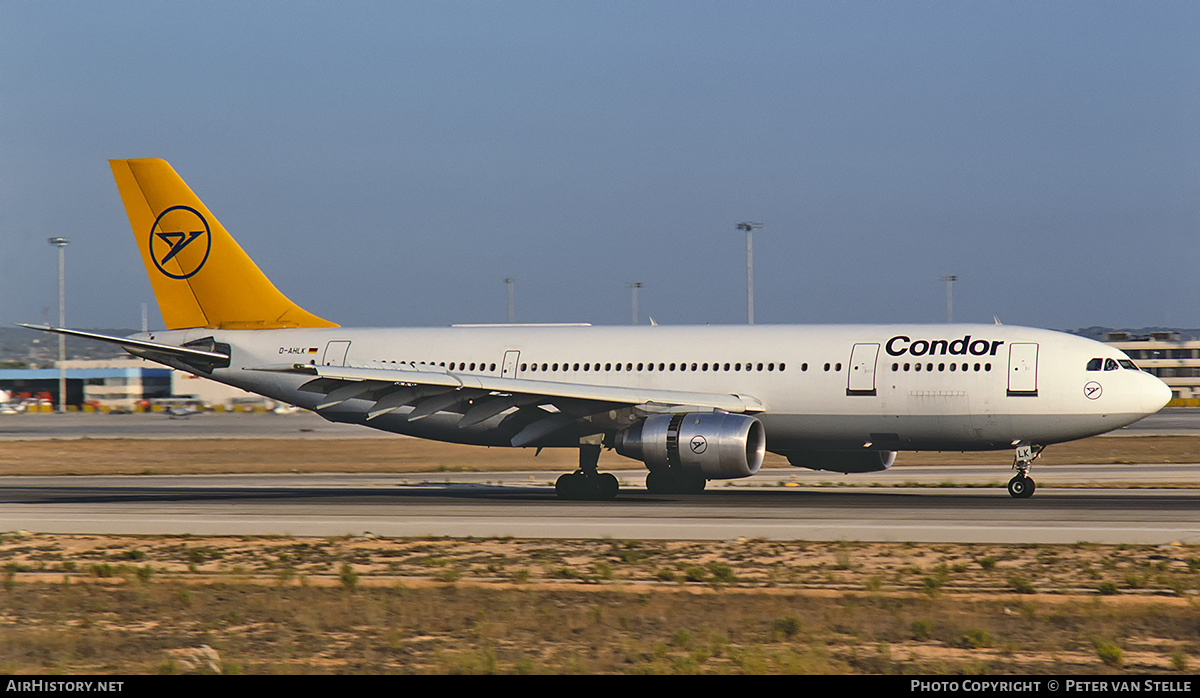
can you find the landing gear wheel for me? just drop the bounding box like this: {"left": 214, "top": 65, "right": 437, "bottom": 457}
{"left": 1007, "top": 475, "right": 1036, "bottom": 499}
{"left": 554, "top": 443, "right": 620, "bottom": 501}
{"left": 555, "top": 472, "right": 579, "bottom": 499}
{"left": 681, "top": 471, "right": 707, "bottom": 494}
{"left": 598, "top": 472, "right": 619, "bottom": 500}
{"left": 644, "top": 469, "right": 707, "bottom": 495}
{"left": 554, "top": 471, "right": 619, "bottom": 501}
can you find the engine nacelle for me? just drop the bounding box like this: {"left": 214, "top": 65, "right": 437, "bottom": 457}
{"left": 614, "top": 412, "right": 765, "bottom": 479}
{"left": 785, "top": 450, "right": 897, "bottom": 473}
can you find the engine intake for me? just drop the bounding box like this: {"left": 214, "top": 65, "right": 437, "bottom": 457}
{"left": 615, "top": 412, "right": 765, "bottom": 479}
{"left": 785, "top": 450, "right": 896, "bottom": 473}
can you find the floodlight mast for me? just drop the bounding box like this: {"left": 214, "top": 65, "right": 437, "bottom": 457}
{"left": 625, "top": 282, "right": 643, "bottom": 325}
{"left": 939, "top": 275, "right": 958, "bottom": 323}
{"left": 504, "top": 278, "right": 515, "bottom": 323}
{"left": 736, "top": 222, "right": 763, "bottom": 324}
{"left": 48, "top": 237, "right": 70, "bottom": 412}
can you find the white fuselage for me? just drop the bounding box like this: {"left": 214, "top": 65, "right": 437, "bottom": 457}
{"left": 140, "top": 323, "right": 1170, "bottom": 455}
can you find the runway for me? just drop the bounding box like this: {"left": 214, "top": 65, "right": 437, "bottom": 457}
{"left": 1, "top": 472, "right": 1197, "bottom": 544}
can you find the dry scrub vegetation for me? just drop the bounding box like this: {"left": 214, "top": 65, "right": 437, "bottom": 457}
{"left": 0, "top": 533, "right": 1197, "bottom": 674}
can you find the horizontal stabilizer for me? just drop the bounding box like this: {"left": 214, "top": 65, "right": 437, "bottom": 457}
{"left": 19, "top": 325, "right": 229, "bottom": 368}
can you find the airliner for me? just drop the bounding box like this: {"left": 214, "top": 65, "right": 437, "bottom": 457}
{"left": 24, "top": 159, "right": 1171, "bottom": 500}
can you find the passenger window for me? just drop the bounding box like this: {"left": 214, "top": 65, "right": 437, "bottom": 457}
{"left": 1086, "top": 358, "right": 1102, "bottom": 371}
{"left": 1104, "top": 358, "right": 1119, "bottom": 371}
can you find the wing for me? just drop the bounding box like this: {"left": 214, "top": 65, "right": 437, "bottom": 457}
{"left": 251, "top": 361, "right": 767, "bottom": 447}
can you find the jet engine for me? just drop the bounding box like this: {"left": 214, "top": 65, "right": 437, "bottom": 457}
{"left": 785, "top": 450, "right": 896, "bottom": 473}
{"left": 614, "top": 412, "right": 765, "bottom": 479}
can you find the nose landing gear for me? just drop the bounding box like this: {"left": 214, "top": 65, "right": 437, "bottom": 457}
{"left": 1008, "top": 443, "right": 1043, "bottom": 499}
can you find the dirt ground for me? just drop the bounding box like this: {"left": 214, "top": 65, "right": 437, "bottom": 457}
{"left": 0, "top": 533, "right": 1196, "bottom": 674}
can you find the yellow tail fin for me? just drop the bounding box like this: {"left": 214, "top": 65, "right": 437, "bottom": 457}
{"left": 110, "top": 159, "right": 338, "bottom": 330}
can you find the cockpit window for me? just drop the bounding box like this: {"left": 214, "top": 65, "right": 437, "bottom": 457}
{"left": 1086, "top": 358, "right": 1102, "bottom": 371}
{"left": 1104, "top": 358, "right": 1119, "bottom": 371}
{"left": 1118, "top": 359, "right": 1139, "bottom": 371}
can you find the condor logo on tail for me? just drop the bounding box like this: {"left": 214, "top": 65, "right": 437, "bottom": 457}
{"left": 149, "top": 205, "right": 211, "bottom": 280}
{"left": 885, "top": 335, "right": 1004, "bottom": 357}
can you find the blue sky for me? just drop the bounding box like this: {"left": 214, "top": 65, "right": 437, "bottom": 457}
{"left": 2, "top": 1, "right": 1197, "bottom": 330}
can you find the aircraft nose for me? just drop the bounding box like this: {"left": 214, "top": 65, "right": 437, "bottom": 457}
{"left": 1148, "top": 374, "right": 1172, "bottom": 413}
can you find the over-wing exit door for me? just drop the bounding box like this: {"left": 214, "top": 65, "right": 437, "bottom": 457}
{"left": 322, "top": 341, "right": 351, "bottom": 367}
{"left": 501, "top": 350, "right": 521, "bottom": 378}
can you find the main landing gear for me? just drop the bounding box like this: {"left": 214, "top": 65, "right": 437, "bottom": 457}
{"left": 555, "top": 444, "right": 619, "bottom": 501}
{"left": 1007, "top": 443, "right": 1043, "bottom": 499}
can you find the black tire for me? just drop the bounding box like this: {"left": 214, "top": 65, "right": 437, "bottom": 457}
{"left": 683, "top": 472, "right": 707, "bottom": 494}
{"left": 1007, "top": 476, "right": 1035, "bottom": 499}
{"left": 599, "top": 473, "right": 619, "bottom": 500}
{"left": 555, "top": 473, "right": 577, "bottom": 499}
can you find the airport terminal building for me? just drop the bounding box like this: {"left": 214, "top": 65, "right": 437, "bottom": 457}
{"left": 0, "top": 359, "right": 172, "bottom": 408}
{"left": 0, "top": 359, "right": 268, "bottom": 410}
